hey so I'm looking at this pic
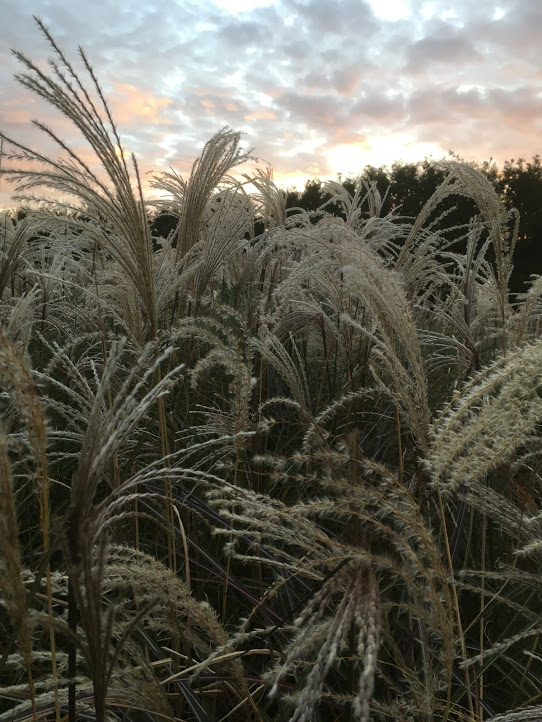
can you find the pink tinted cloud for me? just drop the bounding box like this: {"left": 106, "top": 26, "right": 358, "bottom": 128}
{"left": 109, "top": 84, "right": 173, "bottom": 127}
{"left": 2, "top": 0, "right": 542, "bottom": 200}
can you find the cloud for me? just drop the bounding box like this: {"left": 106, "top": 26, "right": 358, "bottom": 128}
{"left": 109, "top": 84, "right": 173, "bottom": 126}
{"left": 406, "top": 25, "right": 480, "bottom": 70}
{"left": 1, "top": 0, "right": 542, "bottom": 203}
{"left": 285, "top": 0, "right": 377, "bottom": 36}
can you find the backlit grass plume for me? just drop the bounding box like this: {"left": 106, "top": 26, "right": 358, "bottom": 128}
{"left": 0, "top": 17, "right": 158, "bottom": 338}
{"left": 426, "top": 337, "right": 542, "bottom": 493}
{"left": 2, "top": 18, "right": 542, "bottom": 722}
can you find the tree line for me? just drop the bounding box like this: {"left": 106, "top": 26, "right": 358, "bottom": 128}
{"left": 121, "top": 153, "right": 542, "bottom": 296}
{"left": 282, "top": 155, "right": 542, "bottom": 295}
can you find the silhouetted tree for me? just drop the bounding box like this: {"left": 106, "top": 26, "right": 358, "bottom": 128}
{"left": 497, "top": 156, "right": 542, "bottom": 292}
{"left": 280, "top": 156, "right": 542, "bottom": 293}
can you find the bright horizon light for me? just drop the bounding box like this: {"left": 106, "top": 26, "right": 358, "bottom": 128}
{"left": 1, "top": 0, "right": 541, "bottom": 207}
{"left": 325, "top": 134, "right": 446, "bottom": 178}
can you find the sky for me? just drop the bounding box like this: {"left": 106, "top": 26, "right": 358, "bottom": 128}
{"left": 1, "top": 0, "right": 542, "bottom": 208}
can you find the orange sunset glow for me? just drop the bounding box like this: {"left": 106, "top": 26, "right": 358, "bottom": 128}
{"left": 1, "top": 0, "right": 542, "bottom": 208}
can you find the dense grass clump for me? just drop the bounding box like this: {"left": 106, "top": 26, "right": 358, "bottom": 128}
{"left": 1, "top": 20, "right": 541, "bottom": 722}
